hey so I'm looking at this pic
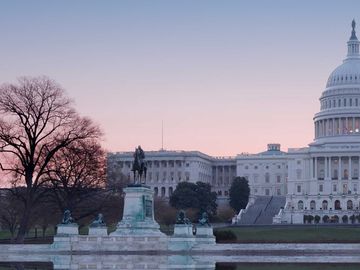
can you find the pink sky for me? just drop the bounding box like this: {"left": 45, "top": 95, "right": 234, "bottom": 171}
{"left": 0, "top": 1, "right": 358, "bottom": 156}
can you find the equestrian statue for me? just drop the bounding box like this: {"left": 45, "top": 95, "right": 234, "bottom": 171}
{"left": 132, "top": 145, "right": 147, "bottom": 184}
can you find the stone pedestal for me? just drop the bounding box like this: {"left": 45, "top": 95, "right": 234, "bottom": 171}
{"left": 195, "top": 226, "right": 216, "bottom": 245}
{"left": 56, "top": 224, "right": 79, "bottom": 235}
{"left": 173, "top": 224, "right": 193, "bottom": 236}
{"left": 52, "top": 224, "right": 79, "bottom": 251}
{"left": 111, "top": 185, "right": 164, "bottom": 236}
{"left": 88, "top": 226, "right": 108, "bottom": 236}
{"left": 169, "top": 224, "right": 196, "bottom": 251}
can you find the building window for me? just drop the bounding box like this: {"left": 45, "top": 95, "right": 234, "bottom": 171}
{"left": 347, "top": 200, "right": 353, "bottom": 210}
{"left": 154, "top": 187, "right": 159, "bottom": 196}
{"left": 277, "top": 175, "right": 281, "bottom": 183}
{"left": 254, "top": 166, "right": 258, "bottom": 169}
{"left": 298, "top": 200, "right": 304, "bottom": 210}
{"left": 322, "top": 200, "right": 328, "bottom": 210}
{"left": 245, "top": 165, "right": 248, "bottom": 169}
{"left": 319, "top": 184, "right": 323, "bottom": 192}
{"left": 335, "top": 200, "right": 341, "bottom": 210}
{"left": 297, "top": 185, "right": 301, "bottom": 193}
{"left": 265, "top": 173, "right": 270, "bottom": 183}
{"left": 296, "top": 169, "right": 302, "bottom": 180}
{"left": 277, "top": 189, "right": 281, "bottom": 196}
{"left": 265, "top": 189, "right": 270, "bottom": 196}
{"left": 310, "top": 200, "right": 316, "bottom": 210}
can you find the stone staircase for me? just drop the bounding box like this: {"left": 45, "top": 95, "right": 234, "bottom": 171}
{"left": 237, "top": 196, "right": 286, "bottom": 225}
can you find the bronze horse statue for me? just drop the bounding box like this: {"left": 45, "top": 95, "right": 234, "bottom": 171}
{"left": 131, "top": 146, "right": 147, "bottom": 184}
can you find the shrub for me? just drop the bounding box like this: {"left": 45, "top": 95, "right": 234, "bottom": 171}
{"left": 350, "top": 215, "right": 356, "bottom": 224}
{"left": 342, "top": 215, "right": 348, "bottom": 224}
{"left": 214, "top": 230, "right": 237, "bottom": 243}
{"left": 314, "top": 215, "right": 321, "bottom": 224}
{"left": 303, "top": 215, "right": 308, "bottom": 224}
{"left": 212, "top": 205, "right": 236, "bottom": 223}
{"left": 154, "top": 198, "right": 178, "bottom": 226}
{"left": 307, "top": 215, "right": 314, "bottom": 224}
{"left": 323, "top": 215, "right": 329, "bottom": 223}
{"left": 356, "top": 215, "right": 360, "bottom": 223}
{"left": 332, "top": 215, "right": 339, "bottom": 223}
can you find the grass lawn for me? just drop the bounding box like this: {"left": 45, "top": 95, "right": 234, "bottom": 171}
{"left": 214, "top": 226, "right": 360, "bottom": 243}
{"left": 216, "top": 263, "right": 360, "bottom": 270}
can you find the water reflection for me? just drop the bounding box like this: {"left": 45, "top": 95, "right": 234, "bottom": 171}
{"left": 0, "top": 255, "right": 360, "bottom": 269}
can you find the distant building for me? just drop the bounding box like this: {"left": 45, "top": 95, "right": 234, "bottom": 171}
{"left": 236, "top": 144, "right": 288, "bottom": 197}
{"left": 107, "top": 144, "right": 286, "bottom": 202}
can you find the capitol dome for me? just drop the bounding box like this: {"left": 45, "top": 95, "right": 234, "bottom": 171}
{"left": 313, "top": 20, "right": 360, "bottom": 145}
{"left": 326, "top": 20, "right": 360, "bottom": 88}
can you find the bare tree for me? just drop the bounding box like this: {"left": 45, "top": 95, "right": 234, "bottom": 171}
{"left": 0, "top": 76, "right": 101, "bottom": 242}
{"left": 47, "top": 139, "right": 107, "bottom": 221}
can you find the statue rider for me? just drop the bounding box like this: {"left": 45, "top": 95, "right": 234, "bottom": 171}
{"left": 137, "top": 145, "right": 145, "bottom": 164}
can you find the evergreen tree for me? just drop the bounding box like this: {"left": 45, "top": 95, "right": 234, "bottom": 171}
{"left": 169, "top": 181, "right": 217, "bottom": 216}
{"left": 229, "top": 177, "right": 250, "bottom": 212}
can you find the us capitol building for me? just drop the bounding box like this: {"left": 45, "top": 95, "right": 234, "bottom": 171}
{"left": 108, "top": 22, "right": 360, "bottom": 224}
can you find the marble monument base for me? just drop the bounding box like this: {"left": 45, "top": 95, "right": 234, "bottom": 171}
{"left": 169, "top": 224, "right": 196, "bottom": 251}
{"left": 111, "top": 185, "right": 165, "bottom": 236}
{"left": 195, "top": 226, "right": 216, "bottom": 244}
{"left": 173, "top": 224, "right": 194, "bottom": 237}
{"left": 56, "top": 224, "right": 79, "bottom": 235}
{"left": 88, "top": 226, "right": 108, "bottom": 236}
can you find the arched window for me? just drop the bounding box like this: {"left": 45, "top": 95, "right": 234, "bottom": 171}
{"left": 161, "top": 187, "right": 166, "bottom": 197}
{"left": 310, "top": 200, "right": 316, "bottom": 210}
{"left": 298, "top": 200, "right": 304, "bottom": 210}
{"left": 154, "top": 187, "right": 158, "bottom": 196}
{"left": 347, "top": 200, "right": 353, "bottom": 210}
{"left": 169, "top": 187, "right": 173, "bottom": 196}
{"left": 335, "top": 200, "right": 341, "bottom": 210}
{"left": 322, "top": 200, "right": 328, "bottom": 210}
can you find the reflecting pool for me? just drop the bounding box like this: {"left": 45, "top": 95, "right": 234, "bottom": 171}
{"left": 0, "top": 255, "right": 360, "bottom": 269}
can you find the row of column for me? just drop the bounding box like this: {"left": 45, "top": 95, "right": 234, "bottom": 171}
{"left": 311, "top": 156, "right": 360, "bottom": 180}
{"left": 315, "top": 117, "right": 360, "bottom": 138}
{"left": 212, "top": 165, "right": 236, "bottom": 186}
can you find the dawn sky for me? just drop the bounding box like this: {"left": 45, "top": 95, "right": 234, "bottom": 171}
{"left": 1, "top": 0, "right": 359, "bottom": 156}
